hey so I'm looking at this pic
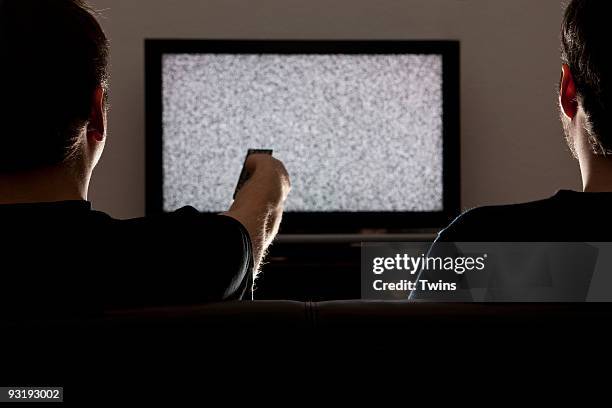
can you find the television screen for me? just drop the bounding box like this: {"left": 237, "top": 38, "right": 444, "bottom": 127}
{"left": 147, "top": 41, "right": 459, "bottom": 231}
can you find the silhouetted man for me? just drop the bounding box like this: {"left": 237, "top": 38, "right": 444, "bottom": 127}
{"left": 411, "top": 0, "right": 612, "bottom": 300}
{"left": 0, "top": 0, "right": 290, "bottom": 317}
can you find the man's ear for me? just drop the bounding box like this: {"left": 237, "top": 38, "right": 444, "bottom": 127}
{"left": 560, "top": 64, "right": 578, "bottom": 120}
{"left": 88, "top": 86, "right": 106, "bottom": 143}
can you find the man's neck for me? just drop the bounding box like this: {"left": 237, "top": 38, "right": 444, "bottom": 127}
{"left": 580, "top": 153, "right": 612, "bottom": 193}
{"left": 0, "top": 165, "right": 88, "bottom": 205}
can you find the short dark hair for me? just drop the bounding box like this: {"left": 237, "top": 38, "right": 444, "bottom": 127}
{"left": 561, "top": 0, "right": 612, "bottom": 154}
{"left": 0, "top": 0, "right": 109, "bottom": 172}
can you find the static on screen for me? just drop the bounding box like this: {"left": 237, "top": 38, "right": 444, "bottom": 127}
{"left": 162, "top": 53, "right": 443, "bottom": 212}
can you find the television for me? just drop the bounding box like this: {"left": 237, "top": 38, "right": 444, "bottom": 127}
{"left": 146, "top": 40, "right": 460, "bottom": 233}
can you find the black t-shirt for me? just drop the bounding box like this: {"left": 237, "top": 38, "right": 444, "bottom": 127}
{"left": 410, "top": 190, "right": 612, "bottom": 301}
{"left": 437, "top": 190, "right": 612, "bottom": 242}
{"left": 0, "top": 200, "right": 253, "bottom": 319}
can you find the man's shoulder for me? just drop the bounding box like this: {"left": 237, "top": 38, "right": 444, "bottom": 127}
{"left": 438, "top": 196, "right": 558, "bottom": 242}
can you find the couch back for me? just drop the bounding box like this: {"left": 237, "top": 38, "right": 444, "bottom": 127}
{"left": 2, "top": 300, "right": 607, "bottom": 394}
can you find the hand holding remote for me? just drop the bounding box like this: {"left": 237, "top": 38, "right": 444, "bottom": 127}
{"left": 226, "top": 150, "right": 290, "bottom": 272}
{"left": 233, "top": 149, "right": 273, "bottom": 199}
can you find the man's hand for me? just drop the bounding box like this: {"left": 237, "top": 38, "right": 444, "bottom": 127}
{"left": 223, "top": 154, "right": 290, "bottom": 273}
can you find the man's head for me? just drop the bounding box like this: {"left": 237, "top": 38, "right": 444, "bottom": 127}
{"left": 560, "top": 0, "right": 612, "bottom": 159}
{"left": 0, "top": 0, "right": 108, "bottom": 176}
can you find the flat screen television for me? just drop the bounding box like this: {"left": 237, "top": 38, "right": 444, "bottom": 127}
{"left": 146, "top": 40, "right": 460, "bottom": 233}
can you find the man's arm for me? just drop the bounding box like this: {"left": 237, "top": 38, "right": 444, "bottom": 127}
{"left": 223, "top": 154, "right": 291, "bottom": 273}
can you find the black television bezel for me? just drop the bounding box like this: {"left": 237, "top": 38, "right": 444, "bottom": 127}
{"left": 145, "top": 39, "right": 460, "bottom": 233}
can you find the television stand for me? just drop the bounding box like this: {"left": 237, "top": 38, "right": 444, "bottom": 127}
{"left": 276, "top": 231, "right": 438, "bottom": 244}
